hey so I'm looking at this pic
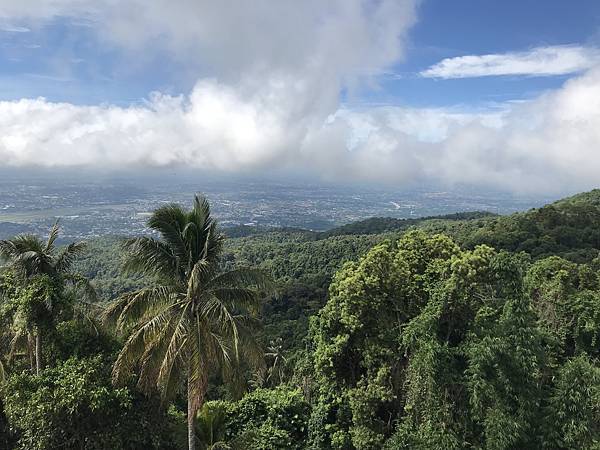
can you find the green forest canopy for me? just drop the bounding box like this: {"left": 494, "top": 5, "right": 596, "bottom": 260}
{"left": 1, "top": 189, "right": 599, "bottom": 449}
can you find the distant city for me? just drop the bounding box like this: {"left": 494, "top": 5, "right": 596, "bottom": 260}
{"left": 0, "top": 172, "right": 560, "bottom": 240}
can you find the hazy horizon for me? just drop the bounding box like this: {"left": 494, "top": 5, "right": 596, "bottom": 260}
{"left": 0, "top": 170, "right": 562, "bottom": 240}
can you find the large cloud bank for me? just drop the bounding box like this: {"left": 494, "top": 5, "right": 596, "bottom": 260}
{"left": 1, "top": 1, "right": 600, "bottom": 194}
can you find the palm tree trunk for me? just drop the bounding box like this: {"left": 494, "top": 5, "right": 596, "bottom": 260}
{"left": 188, "top": 378, "right": 197, "bottom": 450}
{"left": 35, "top": 332, "right": 42, "bottom": 375}
{"left": 28, "top": 332, "right": 35, "bottom": 372}
{"left": 187, "top": 373, "right": 208, "bottom": 450}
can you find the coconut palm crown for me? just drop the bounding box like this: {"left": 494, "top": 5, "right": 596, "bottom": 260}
{"left": 104, "top": 194, "right": 273, "bottom": 450}
{"left": 0, "top": 222, "right": 86, "bottom": 279}
{"left": 0, "top": 222, "right": 89, "bottom": 374}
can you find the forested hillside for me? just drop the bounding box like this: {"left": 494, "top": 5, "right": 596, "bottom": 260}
{"left": 320, "top": 211, "right": 496, "bottom": 238}
{"left": 335, "top": 189, "right": 600, "bottom": 263}
{"left": 1, "top": 191, "right": 599, "bottom": 449}
{"left": 73, "top": 190, "right": 600, "bottom": 361}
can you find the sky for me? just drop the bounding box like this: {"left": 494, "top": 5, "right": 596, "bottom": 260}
{"left": 1, "top": 0, "right": 600, "bottom": 194}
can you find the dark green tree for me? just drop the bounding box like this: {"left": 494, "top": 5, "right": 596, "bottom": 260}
{"left": 310, "top": 231, "right": 550, "bottom": 449}
{"left": 546, "top": 355, "right": 600, "bottom": 449}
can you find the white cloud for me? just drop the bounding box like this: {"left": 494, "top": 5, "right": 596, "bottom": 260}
{"left": 1, "top": 2, "right": 600, "bottom": 194}
{"left": 331, "top": 67, "right": 600, "bottom": 193}
{"left": 421, "top": 45, "right": 600, "bottom": 79}
{"left": 0, "top": 25, "right": 30, "bottom": 32}
{"left": 2, "top": 67, "right": 600, "bottom": 194}
{"left": 0, "top": 0, "right": 419, "bottom": 170}
{"left": 0, "top": 0, "right": 416, "bottom": 81}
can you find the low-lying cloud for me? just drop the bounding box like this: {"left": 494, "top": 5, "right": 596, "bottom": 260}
{"left": 2, "top": 67, "right": 600, "bottom": 194}
{"left": 333, "top": 67, "right": 600, "bottom": 192}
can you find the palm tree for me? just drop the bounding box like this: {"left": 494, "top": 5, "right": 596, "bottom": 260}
{"left": 196, "top": 402, "right": 230, "bottom": 450}
{"left": 265, "top": 337, "right": 287, "bottom": 386}
{"left": 104, "top": 195, "right": 273, "bottom": 450}
{"left": 0, "top": 222, "right": 88, "bottom": 374}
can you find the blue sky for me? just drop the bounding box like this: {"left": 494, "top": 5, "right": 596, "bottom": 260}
{"left": 0, "top": 17, "right": 180, "bottom": 104}
{"left": 361, "top": 0, "right": 600, "bottom": 107}
{"left": 0, "top": 0, "right": 599, "bottom": 194}
{"left": 2, "top": 0, "right": 599, "bottom": 107}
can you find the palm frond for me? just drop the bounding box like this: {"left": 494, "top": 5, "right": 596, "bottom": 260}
{"left": 203, "top": 221, "right": 224, "bottom": 264}
{"left": 191, "top": 194, "right": 211, "bottom": 230}
{"left": 103, "top": 286, "right": 177, "bottom": 332}
{"left": 201, "top": 296, "right": 245, "bottom": 359}
{"left": 210, "top": 287, "right": 262, "bottom": 315}
{"left": 0, "top": 240, "right": 19, "bottom": 260}
{"left": 55, "top": 241, "right": 87, "bottom": 274}
{"left": 137, "top": 321, "right": 180, "bottom": 393}
{"left": 15, "top": 251, "right": 48, "bottom": 276}
{"left": 102, "top": 293, "right": 135, "bottom": 327}
{"left": 207, "top": 330, "right": 233, "bottom": 366}
{"left": 218, "top": 316, "right": 264, "bottom": 397}
{"left": 122, "top": 237, "right": 180, "bottom": 281}
{"left": 147, "top": 204, "right": 190, "bottom": 269}
{"left": 161, "top": 354, "right": 186, "bottom": 403}
{"left": 45, "top": 220, "right": 61, "bottom": 253}
{"left": 112, "top": 325, "right": 149, "bottom": 385}
{"left": 156, "top": 306, "right": 191, "bottom": 395}
{"left": 7, "top": 234, "right": 45, "bottom": 254}
{"left": 229, "top": 314, "right": 264, "bottom": 365}
{"left": 184, "top": 194, "right": 225, "bottom": 266}
{"left": 187, "top": 259, "right": 213, "bottom": 299}
{"left": 187, "top": 339, "right": 209, "bottom": 414}
{"left": 71, "top": 300, "right": 104, "bottom": 335}
{"left": 112, "top": 301, "right": 181, "bottom": 386}
{"left": 207, "top": 267, "right": 275, "bottom": 293}
{"left": 1, "top": 233, "right": 54, "bottom": 276}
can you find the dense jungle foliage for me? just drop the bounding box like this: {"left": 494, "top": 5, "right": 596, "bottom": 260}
{"left": 1, "top": 190, "right": 599, "bottom": 449}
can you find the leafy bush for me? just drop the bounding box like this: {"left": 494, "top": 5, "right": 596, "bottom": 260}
{"left": 199, "top": 387, "right": 310, "bottom": 449}
{"left": 2, "top": 356, "right": 177, "bottom": 450}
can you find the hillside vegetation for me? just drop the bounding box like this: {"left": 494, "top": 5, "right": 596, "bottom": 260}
{"left": 1, "top": 190, "right": 599, "bottom": 449}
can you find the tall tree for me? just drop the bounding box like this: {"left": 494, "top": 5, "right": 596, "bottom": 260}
{"left": 104, "top": 194, "right": 273, "bottom": 450}
{"left": 0, "top": 222, "right": 88, "bottom": 374}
